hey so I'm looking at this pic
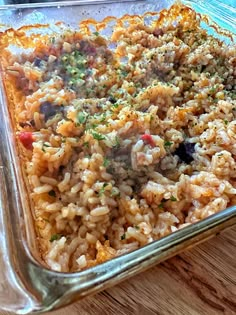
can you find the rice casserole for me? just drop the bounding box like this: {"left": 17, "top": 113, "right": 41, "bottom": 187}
{"left": 0, "top": 3, "right": 235, "bottom": 272}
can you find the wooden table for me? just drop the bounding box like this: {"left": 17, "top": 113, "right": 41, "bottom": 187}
{"left": 3, "top": 226, "right": 236, "bottom": 315}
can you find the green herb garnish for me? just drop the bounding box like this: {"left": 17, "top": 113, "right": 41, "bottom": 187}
{"left": 210, "top": 87, "right": 216, "bottom": 93}
{"left": 42, "top": 142, "right": 50, "bottom": 152}
{"left": 134, "top": 225, "right": 140, "bottom": 230}
{"left": 91, "top": 123, "right": 99, "bottom": 129}
{"left": 50, "top": 234, "right": 62, "bottom": 242}
{"left": 224, "top": 119, "right": 228, "bottom": 125}
{"left": 99, "top": 113, "right": 106, "bottom": 122}
{"left": 103, "top": 157, "right": 110, "bottom": 167}
{"left": 113, "top": 136, "right": 120, "bottom": 148}
{"left": 50, "top": 37, "right": 56, "bottom": 44}
{"left": 158, "top": 203, "right": 164, "bottom": 208}
{"left": 93, "top": 31, "right": 99, "bottom": 36}
{"left": 120, "top": 69, "right": 128, "bottom": 77}
{"left": 99, "top": 183, "right": 109, "bottom": 196}
{"left": 77, "top": 111, "right": 87, "bottom": 124}
{"left": 83, "top": 141, "right": 89, "bottom": 148}
{"left": 164, "top": 141, "right": 173, "bottom": 147}
{"left": 91, "top": 131, "right": 106, "bottom": 141}
{"left": 170, "top": 195, "right": 177, "bottom": 202}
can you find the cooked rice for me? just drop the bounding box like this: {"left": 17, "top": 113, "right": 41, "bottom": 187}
{"left": 1, "top": 3, "right": 236, "bottom": 272}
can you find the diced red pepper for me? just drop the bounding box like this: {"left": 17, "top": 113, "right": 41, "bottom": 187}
{"left": 141, "top": 134, "right": 155, "bottom": 147}
{"left": 19, "top": 132, "right": 34, "bottom": 150}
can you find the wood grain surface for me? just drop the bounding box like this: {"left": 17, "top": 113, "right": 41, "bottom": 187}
{"left": 2, "top": 226, "right": 236, "bottom": 315}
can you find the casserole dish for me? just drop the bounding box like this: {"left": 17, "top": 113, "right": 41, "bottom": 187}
{"left": 0, "top": 0, "right": 235, "bottom": 313}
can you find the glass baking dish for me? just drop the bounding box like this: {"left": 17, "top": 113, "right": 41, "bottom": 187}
{"left": 0, "top": 0, "right": 235, "bottom": 313}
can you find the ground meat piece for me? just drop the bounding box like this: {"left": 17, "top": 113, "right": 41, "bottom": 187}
{"left": 33, "top": 57, "right": 42, "bottom": 68}
{"left": 40, "top": 102, "right": 64, "bottom": 121}
{"left": 174, "top": 142, "right": 195, "bottom": 164}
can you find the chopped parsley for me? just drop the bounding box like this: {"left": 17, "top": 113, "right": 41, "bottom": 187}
{"left": 113, "top": 136, "right": 120, "bottom": 148}
{"left": 61, "top": 50, "right": 87, "bottom": 90}
{"left": 103, "top": 157, "right": 110, "bottom": 167}
{"left": 224, "top": 119, "right": 228, "bottom": 125}
{"left": 99, "top": 183, "right": 109, "bottom": 196}
{"left": 90, "top": 123, "right": 99, "bottom": 129}
{"left": 158, "top": 203, "right": 164, "bottom": 209}
{"left": 77, "top": 111, "right": 88, "bottom": 124}
{"left": 42, "top": 142, "right": 50, "bottom": 152}
{"left": 170, "top": 195, "right": 177, "bottom": 202}
{"left": 164, "top": 141, "right": 173, "bottom": 147}
{"left": 111, "top": 103, "right": 119, "bottom": 109}
{"left": 91, "top": 131, "right": 106, "bottom": 141}
{"left": 99, "top": 113, "right": 106, "bottom": 122}
{"left": 134, "top": 225, "right": 140, "bottom": 230}
{"left": 93, "top": 31, "right": 99, "bottom": 36}
{"left": 120, "top": 69, "right": 128, "bottom": 77}
{"left": 50, "top": 234, "right": 62, "bottom": 242}
{"left": 210, "top": 87, "right": 216, "bottom": 93}
{"left": 83, "top": 141, "right": 89, "bottom": 148}
{"left": 50, "top": 37, "right": 56, "bottom": 44}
